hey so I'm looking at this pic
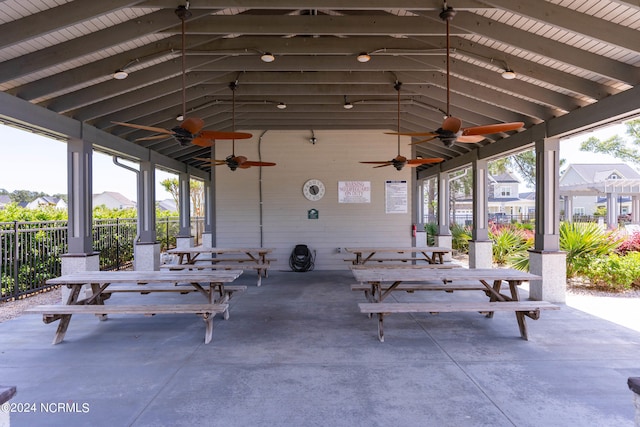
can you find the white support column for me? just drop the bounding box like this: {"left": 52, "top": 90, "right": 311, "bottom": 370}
{"left": 176, "top": 171, "right": 194, "bottom": 248}
{"left": 134, "top": 160, "right": 160, "bottom": 271}
{"left": 469, "top": 158, "right": 492, "bottom": 268}
{"left": 529, "top": 136, "right": 566, "bottom": 303}
{"left": 564, "top": 195, "right": 574, "bottom": 223}
{"left": 435, "top": 171, "right": 452, "bottom": 261}
{"left": 633, "top": 196, "right": 640, "bottom": 224}
{"left": 202, "top": 147, "right": 216, "bottom": 248}
{"left": 606, "top": 193, "right": 618, "bottom": 229}
{"left": 63, "top": 132, "right": 99, "bottom": 301}
{"left": 414, "top": 180, "right": 428, "bottom": 247}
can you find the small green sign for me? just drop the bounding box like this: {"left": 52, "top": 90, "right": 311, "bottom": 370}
{"left": 307, "top": 208, "right": 319, "bottom": 219}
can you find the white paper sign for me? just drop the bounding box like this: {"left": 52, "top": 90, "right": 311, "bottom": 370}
{"left": 338, "top": 181, "right": 371, "bottom": 203}
{"left": 385, "top": 180, "right": 408, "bottom": 213}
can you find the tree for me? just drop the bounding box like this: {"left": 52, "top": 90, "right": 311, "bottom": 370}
{"left": 579, "top": 119, "right": 640, "bottom": 165}
{"left": 10, "top": 190, "right": 47, "bottom": 203}
{"left": 190, "top": 180, "right": 204, "bottom": 217}
{"left": 159, "top": 177, "right": 204, "bottom": 216}
{"left": 160, "top": 178, "right": 179, "bottom": 207}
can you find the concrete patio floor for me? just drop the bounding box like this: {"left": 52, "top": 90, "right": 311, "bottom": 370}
{"left": 0, "top": 270, "right": 638, "bottom": 427}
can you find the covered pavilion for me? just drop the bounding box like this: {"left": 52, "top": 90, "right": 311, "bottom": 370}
{"left": 0, "top": 1, "right": 639, "bottom": 301}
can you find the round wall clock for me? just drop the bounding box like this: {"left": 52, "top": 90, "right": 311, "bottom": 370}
{"left": 302, "top": 179, "right": 325, "bottom": 201}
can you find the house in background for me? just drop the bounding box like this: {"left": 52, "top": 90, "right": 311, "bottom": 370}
{"left": 26, "top": 196, "right": 67, "bottom": 210}
{"left": 0, "top": 195, "right": 11, "bottom": 209}
{"left": 488, "top": 172, "right": 535, "bottom": 219}
{"left": 156, "top": 199, "right": 177, "bottom": 213}
{"left": 560, "top": 163, "right": 640, "bottom": 225}
{"left": 92, "top": 191, "right": 136, "bottom": 210}
{"left": 451, "top": 171, "right": 535, "bottom": 223}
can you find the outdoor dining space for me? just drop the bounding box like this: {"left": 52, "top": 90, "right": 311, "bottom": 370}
{"left": 2, "top": 269, "right": 638, "bottom": 426}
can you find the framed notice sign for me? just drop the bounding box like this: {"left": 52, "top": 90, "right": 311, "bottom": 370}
{"left": 385, "top": 180, "right": 407, "bottom": 213}
{"left": 338, "top": 181, "right": 371, "bottom": 203}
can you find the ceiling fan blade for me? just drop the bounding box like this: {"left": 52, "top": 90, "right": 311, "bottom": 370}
{"left": 442, "top": 117, "right": 462, "bottom": 133}
{"left": 385, "top": 131, "right": 438, "bottom": 137}
{"left": 191, "top": 137, "right": 213, "bottom": 147}
{"left": 360, "top": 161, "right": 392, "bottom": 165}
{"left": 199, "top": 130, "right": 253, "bottom": 140}
{"left": 111, "top": 121, "right": 173, "bottom": 134}
{"left": 194, "top": 157, "right": 227, "bottom": 165}
{"left": 462, "top": 122, "right": 525, "bottom": 136}
{"left": 409, "top": 136, "right": 438, "bottom": 145}
{"left": 407, "top": 158, "right": 445, "bottom": 165}
{"left": 241, "top": 161, "right": 277, "bottom": 167}
{"left": 180, "top": 117, "right": 205, "bottom": 134}
{"left": 456, "top": 135, "right": 486, "bottom": 143}
{"left": 135, "top": 134, "right": 172, "bottom": 141}
{"left": 373, "top": 164, "right": 392, "bottom": 168}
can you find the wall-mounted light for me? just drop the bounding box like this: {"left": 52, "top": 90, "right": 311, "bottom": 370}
{"left": 261, "top": 52, "right": 275, "bottom": 62}
{"left": 357, "top": 52, "right": 371, "bottom": 63}
{"left": 176, "top": 114, "right": 184, "bottom": 121}
{"left": 113, "top": 69, "right": 129, "bottom": 80}
{"left": 277, "top": 102, "right": 287, "bottom": 109}
{"left": 501, "top": 69, "right": 516, "bottom": 79}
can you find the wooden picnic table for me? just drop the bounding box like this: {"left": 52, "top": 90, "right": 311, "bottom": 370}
{"left": 351, "top": 267, "right": 558, "bottom": 342}
{"left": 344, "top": 247, "right": 452, "bottom": 265}
{"left": 26, "top": 270, "right": 243, "bottom": 345}
{"left": 166, "top": 246, "right": 275, "bottom": 285}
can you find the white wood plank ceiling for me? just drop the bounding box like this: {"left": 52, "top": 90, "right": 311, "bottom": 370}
{"left": 0, "top": 0, "right": 638, "bottom": 171}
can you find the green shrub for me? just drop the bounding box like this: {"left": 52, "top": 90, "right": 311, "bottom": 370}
{"left": 559, "top": 222, "right": 621, "bottom": 277}
{"left": 424, "top": 223, "right": 437, "bottom": 246}
{"left": 582, "top": 252, "right": 640, "bottom": 290}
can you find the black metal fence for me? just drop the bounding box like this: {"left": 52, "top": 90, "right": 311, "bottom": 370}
{"left": 423, "top": 213, "right": 536, "bottom": 225}
{"left": 0, "top": 217, "right": 204, "bottom": 302}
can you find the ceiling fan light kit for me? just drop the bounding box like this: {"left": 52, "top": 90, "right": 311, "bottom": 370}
{"left": 501, "top": 69, "right": 517, "bottom": 79}
{"left": 357, "top": 52, "right": 371, "bottom": 62}
{"left": 112, "top": 69, "right": 128, "bottom": 80}
{"left": 261, "top": 52, "right": 275, "bottom": 62}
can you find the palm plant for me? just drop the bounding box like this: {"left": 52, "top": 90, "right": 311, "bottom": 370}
{"left": 450, "top": 223, "right": 472, "bottom": 254}
{"left": 559, "top": 222, "right": 621, "bottom": 277}
{"left": 490, "top": 225, "right": 534, "bottom": 266}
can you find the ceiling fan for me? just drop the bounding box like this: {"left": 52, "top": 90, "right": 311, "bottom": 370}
{"left": 386, "top": 2, "right": 524, "bottom": 148}
{"left": 112, "top": 4, "right": 252, "bottom": 148}
{"left": 195, "top": 82, "right": 276, "bottom": 171}
{"left": 360, "top": 82, "right": 444, "bottom": 171}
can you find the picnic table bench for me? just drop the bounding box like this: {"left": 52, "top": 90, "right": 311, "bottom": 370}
{"left": 160, "top": 262, "right": 273, "bottom": 286}
{"left": 166, "top": 247, "right": 274, "bottom": 286}
{"left": 351, "top": 267, "right": 559, "bottom": 342}
{"left": 344, "top": 247, "right": 452, "bottom": 265}
{"left": 25, "top": 270, "right": 243, "bottom": 345}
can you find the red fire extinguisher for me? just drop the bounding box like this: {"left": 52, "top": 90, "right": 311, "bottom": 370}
{"left": 412, "top": 223, "right": 417, "bottom": 237}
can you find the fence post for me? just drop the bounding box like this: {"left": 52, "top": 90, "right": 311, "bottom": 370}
{"left": 116, "top": 218, "right": 120, "bottom": 270}
{"left": 12, "top": 221, "right": 18, "bottom": 300}
{"left": 165, "top": 217, "right": 169, "bottom": 250}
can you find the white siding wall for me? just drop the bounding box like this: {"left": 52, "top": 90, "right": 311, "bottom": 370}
{"left": 215, "top": 130, "right": 414, "bottom": 270}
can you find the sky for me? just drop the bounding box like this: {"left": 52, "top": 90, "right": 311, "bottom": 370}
{"left": 0, "top": 124, "right": 175, "bottom": 202}
{"left": 0, "top": 119, "right": 636, "bottom": 202}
